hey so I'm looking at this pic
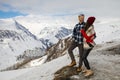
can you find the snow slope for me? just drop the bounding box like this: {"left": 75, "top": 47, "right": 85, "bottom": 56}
{"left": 0, "top": 19, "right": 45, "bottom": 70}
{"left": 0, "top": 41, "right": 120, "bottom": 80}
{"left": 94, "top": 18, "right": 120, "bottom": 44}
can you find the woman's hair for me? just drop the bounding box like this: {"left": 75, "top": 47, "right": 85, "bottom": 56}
{"left": 84, "top": 22, "right": 91, "bottom": 31}
{"left": 84, "top": 16, "right": 96, "bottom": 31}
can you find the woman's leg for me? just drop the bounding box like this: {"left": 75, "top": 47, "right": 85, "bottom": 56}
{"left": 83, "top": 48, "right": 92, "bottom": 69}
{"left": 83, "top": 48, "right": 94, "bottom": 77}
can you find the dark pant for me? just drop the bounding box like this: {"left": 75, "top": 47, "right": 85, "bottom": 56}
{"left": 68, "top": 40, "right": 84, "bottom": 68}
{"left": 83, "top": 48, "right": 93, "bottom": 69}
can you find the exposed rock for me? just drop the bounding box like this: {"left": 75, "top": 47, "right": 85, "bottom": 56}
{"left": 54, "top": 66, "right": 79, "bottom": 80}
{"left": 46, "top": 37, "right": 72, "bottom": 62}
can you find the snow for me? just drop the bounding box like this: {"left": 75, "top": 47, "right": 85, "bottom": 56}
{"left": 22, "top": 55, "right": 48, "bottom": 67}
{"left": 0, "top": 19, "right": 45, "bottom": 70}
{"left": 0, "top": 68, "right": 32, "bottom": 80}
{"left": 0, "top": 53, "right": 70, "bottom": 80}
{"left": 30, "top": 55, "right": 47, "bottom": 67}
{"left": 93, "top": 18, "right": 120, "bottom": 44}
{"left": 15, "top": 15, "right": 73, "bottom": 36}
{"left": 15, "top": 15, "right": 73, "bottom": 46}
{"left": 0, "top": 41, "right": 120, "bottom": 80}
{"left": 0, "top": 15, "right": 73, "bottom": 70}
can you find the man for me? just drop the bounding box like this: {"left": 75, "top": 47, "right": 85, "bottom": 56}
{"left": 68, "top": 14, "right": 85, "bottom": 72}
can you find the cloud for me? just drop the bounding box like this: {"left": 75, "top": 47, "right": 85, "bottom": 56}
{"left": 0, "top": 0, "right": 120, "bottom": 17}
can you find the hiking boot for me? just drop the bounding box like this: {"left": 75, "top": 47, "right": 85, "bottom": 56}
{"left": 84, "top": 70, "right": 94, "bottom": 77}
{"left": 82, "top": 69, "right": 87, "bottom": 73}
{"left": 77, "top": 67, "right": 82, "bottom": 72}
{"left": 81, "top": 67, "right": 87, "bottom": 73}
{"left": 68, "top": 61, "right": 76, "bottom": 67}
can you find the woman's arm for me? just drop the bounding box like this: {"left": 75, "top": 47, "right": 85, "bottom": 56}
{"left": 80, "top": 29, "right": 95, "bottom": 43}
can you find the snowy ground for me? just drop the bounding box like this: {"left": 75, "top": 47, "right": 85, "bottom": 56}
{"left": 0, "top": 40, "right": 120, "bottom": 80}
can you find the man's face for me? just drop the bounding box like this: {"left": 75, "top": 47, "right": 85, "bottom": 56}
{"left": 78, "top": 16, "right": 84, "bottom": 23}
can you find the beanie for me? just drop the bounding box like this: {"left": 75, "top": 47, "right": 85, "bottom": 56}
{"left": 87, "top": 17, "right": 96, "bottom": 25}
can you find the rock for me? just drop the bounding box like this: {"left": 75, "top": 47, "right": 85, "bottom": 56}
{"left": 54, "top": 66, "right": 79, "bottom": 80}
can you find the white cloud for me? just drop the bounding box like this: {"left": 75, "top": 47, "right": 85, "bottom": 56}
{"left": 0, "top": 0, "right": 120, "bottom": 17}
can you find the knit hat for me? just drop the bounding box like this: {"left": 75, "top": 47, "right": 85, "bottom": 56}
{"left": 87, "top": 17, "right": 96, "bottom": 25}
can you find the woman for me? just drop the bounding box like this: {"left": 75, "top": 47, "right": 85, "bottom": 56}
{"left": 79, "top": 17, "right": 96, "bottom": 77}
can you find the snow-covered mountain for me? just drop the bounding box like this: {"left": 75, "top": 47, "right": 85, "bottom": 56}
{"left": 0, "top": 19, "right": 46, "bottom": 70}
{"left": 39, "top": 26, "right": 72, "bottom": 48}
{"left": 15, "top": 15, "right": 73, "bottom": 36}
{"left": 15, "top": 15, "right": 73, "bottom": 48}
{"left": 15, "top": 15, "right": 120, "bottom": 45}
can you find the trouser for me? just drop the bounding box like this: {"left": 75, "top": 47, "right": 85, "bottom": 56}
{"left": 68, "top": 40, "right": 84, "bottom": 68}
{"left": 83, "top": 47, "right": 93, "bottom": 69}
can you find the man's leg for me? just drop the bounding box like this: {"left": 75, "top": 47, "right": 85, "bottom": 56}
{"left": 68, "top": 40, "right": 77, "bottom": 67}
{"left": 77, "top": 43, "right": 84, "bottom": 72}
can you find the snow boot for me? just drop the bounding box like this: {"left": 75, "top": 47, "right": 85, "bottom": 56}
{"left": 67, "top": 60, "right": 76, "bottom": 67}
{"left": 77, "top": 67, "right": 82, "bottom": 72}
{"left": 84, "top": 70, "right": 94, "bottom": 77}
{"left": 81, "top": 66, "right": 87, "bottom": 73}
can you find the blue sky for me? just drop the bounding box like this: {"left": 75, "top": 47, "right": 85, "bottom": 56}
{"left": 0, "top": 11, "right": 26, "bottom": 18}
{"left": 0, "top": 0, "right": 120, "bottom": 19}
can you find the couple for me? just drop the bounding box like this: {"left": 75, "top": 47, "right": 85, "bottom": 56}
{"left": 68, "top": 14, "right": 96, "bottom": 77}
